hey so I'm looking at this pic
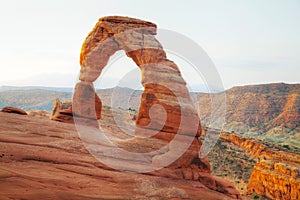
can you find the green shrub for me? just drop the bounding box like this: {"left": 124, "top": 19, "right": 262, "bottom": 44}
{"left": 283, "top": 144, "right": 290, "bottom": 149}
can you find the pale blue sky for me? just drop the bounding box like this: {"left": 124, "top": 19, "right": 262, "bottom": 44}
{"left": 0, "top": 0, "right": 299, "bottom": 89}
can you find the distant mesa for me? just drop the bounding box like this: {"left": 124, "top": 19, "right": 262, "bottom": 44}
{"left": 1, "top": 106, "right": 27, "bottom": 115}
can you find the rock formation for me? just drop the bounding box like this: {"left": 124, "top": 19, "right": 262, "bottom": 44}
{"left": 221, "top": 132, "right": 300, "bottom": 199}
{"left": 74, "top": 16, "right": 201, "bottom": 139}
{"left": 48, "top": 16, "right": 241, "bottom": 198}
{"left": 72, "top": 16, "right": 205, "bottom": 172}
{"left": 51, "top": 96, "right": 101, "bottom": 127}
{"left": 73, "top": 82, "right": 102, "bottom": 121}
{"left": 1, "top": 106, "right": 27, "bottom": 115}
{"left": 220, "top": 132, "right": 300, "bottom": 164}
{"left": 247, "top": 160, "right": 300, "bottom": 200}
{"left": 50, "top": 98, "right": 73, "bottom": 123}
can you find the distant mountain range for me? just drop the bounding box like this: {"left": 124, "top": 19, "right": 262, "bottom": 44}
{"left": 0, "top": 89, "right": 72, "bottom": 111}
{"left": 196, "top": 83, "right": 300, "bottom": 149}
{"left": 0, "top": 85, "right": 74, "bottom": 93}
{"left": 197, "top": 83, "right": 300, "bottom": 131}
{"left": 0, "top": 83, "right": 299, "bottom": 148}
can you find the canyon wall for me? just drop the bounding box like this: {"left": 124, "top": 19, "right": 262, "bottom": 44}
{"left": 247, "top": 160, "right": 300, "bottom": 200}
{"left": 221, "top": 132, "right": 300, "bottom": 199}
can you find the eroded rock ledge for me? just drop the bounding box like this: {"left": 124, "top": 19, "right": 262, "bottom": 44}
{"left": 247, "top": 160, "right": 300, "bottom": 200}
{"left": 221, "top": 132, "right": 300, "bottom": 200}
{"left": 1, "top": 106, "right": 27, "bottom": 115}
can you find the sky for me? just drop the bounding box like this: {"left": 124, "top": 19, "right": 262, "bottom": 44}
{"left": 0, "top": 0, "right": 299, "bottom": 90}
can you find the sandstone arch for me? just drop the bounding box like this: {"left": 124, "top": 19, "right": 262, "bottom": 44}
{"left": 73, "top": 16, "right": 201, "bottom": 141}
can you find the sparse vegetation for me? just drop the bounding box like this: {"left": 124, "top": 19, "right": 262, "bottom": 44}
{"left": 207, "top": 137, "right": 256, "bottom": 195}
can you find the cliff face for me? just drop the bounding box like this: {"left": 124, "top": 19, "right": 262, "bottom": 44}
{"left": 268, "top": 92, "right": 299, "bottom": 130}
{"left": 220, "top": 133, "right": 300, "bottom": 200}
{"left": 247, "top": 160, "right": 300, "bottom": 200}
{"left": 221, "top": 133, "right": 300, "bottom": 164}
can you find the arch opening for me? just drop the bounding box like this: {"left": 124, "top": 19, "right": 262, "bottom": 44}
{"left": 73, "top": 16, "right": 202, "bottom": 141}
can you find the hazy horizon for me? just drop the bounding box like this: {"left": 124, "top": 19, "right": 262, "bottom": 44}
{"left": 0, "top": 0, "right": 299, "bottom": 89}
{"left": 1, "top": 79, "right": 299, "bottom": 92}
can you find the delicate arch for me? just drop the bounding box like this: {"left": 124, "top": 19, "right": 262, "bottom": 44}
{"left": 73, "top": 16, "right": 201, "bottom": 141}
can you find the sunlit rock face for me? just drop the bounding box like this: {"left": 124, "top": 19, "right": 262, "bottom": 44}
{"left": 50, "top": 98, "right": 73, "bottom": 123}
{"left": 76, "top": 16, "right": 201, "bottom": 139}
{"left": 73, "top": 15, "right": 207, "bottom": 178}
{"left": 247, "top": 160, "right": 300, "bottom": 200}
{"left": 221, "top": 132, "right": 300, "bottom": 200}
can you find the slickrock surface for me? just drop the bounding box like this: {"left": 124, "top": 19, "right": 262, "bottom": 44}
{"left": 0, "top": 112, "right": 241, "bottom": 199}
{"left": 1, "top": 106, "right": 27, "bottom": 115}
{"left": 27, "top": 110, "right": 50, "bottom": 118}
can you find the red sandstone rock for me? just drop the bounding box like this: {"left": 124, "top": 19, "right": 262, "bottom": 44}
{"left": 220, "top": 132, "right": 300, "bottom": 200}
{"left": 0, "top": 112, "right": 241, "bottom": 199}
{"left": 1, "top": 106, "right": 27, "bottom": 115}
{"left": 247, "top": 160, "right": 300, "bottom": 200}
{"left": 50, "top": 98, "right": 99, "bottom": 128}
{"left": 77, "top": 16, "right": 201, "bottom": 138}
{"left": 72, "top": 16, "right": 204, "bottom": 172}
{"left": 50, "top": 98, "right": 73, "bottom": 123}
{"left": 221, "top": 132, "right": 300, "bottom": 164}
{"left": 73, "top": 81, "right": 102, "bottom": 120}
{"left": 70, "top": 16, "right": 241, "bottom": 198}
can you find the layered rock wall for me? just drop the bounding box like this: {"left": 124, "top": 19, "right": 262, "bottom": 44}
{"left": 247, "top": 160, "right": 300, "bottom": 200}
{"left": 221, "top": 132, "right": 300, "bottom": 199}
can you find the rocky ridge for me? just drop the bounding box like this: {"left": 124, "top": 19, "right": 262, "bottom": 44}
{"left": 197, "top": 83, "right": 300, "bottom": 147}
{"left": 220, "top": 132, "right": 300, "bottom": 200}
